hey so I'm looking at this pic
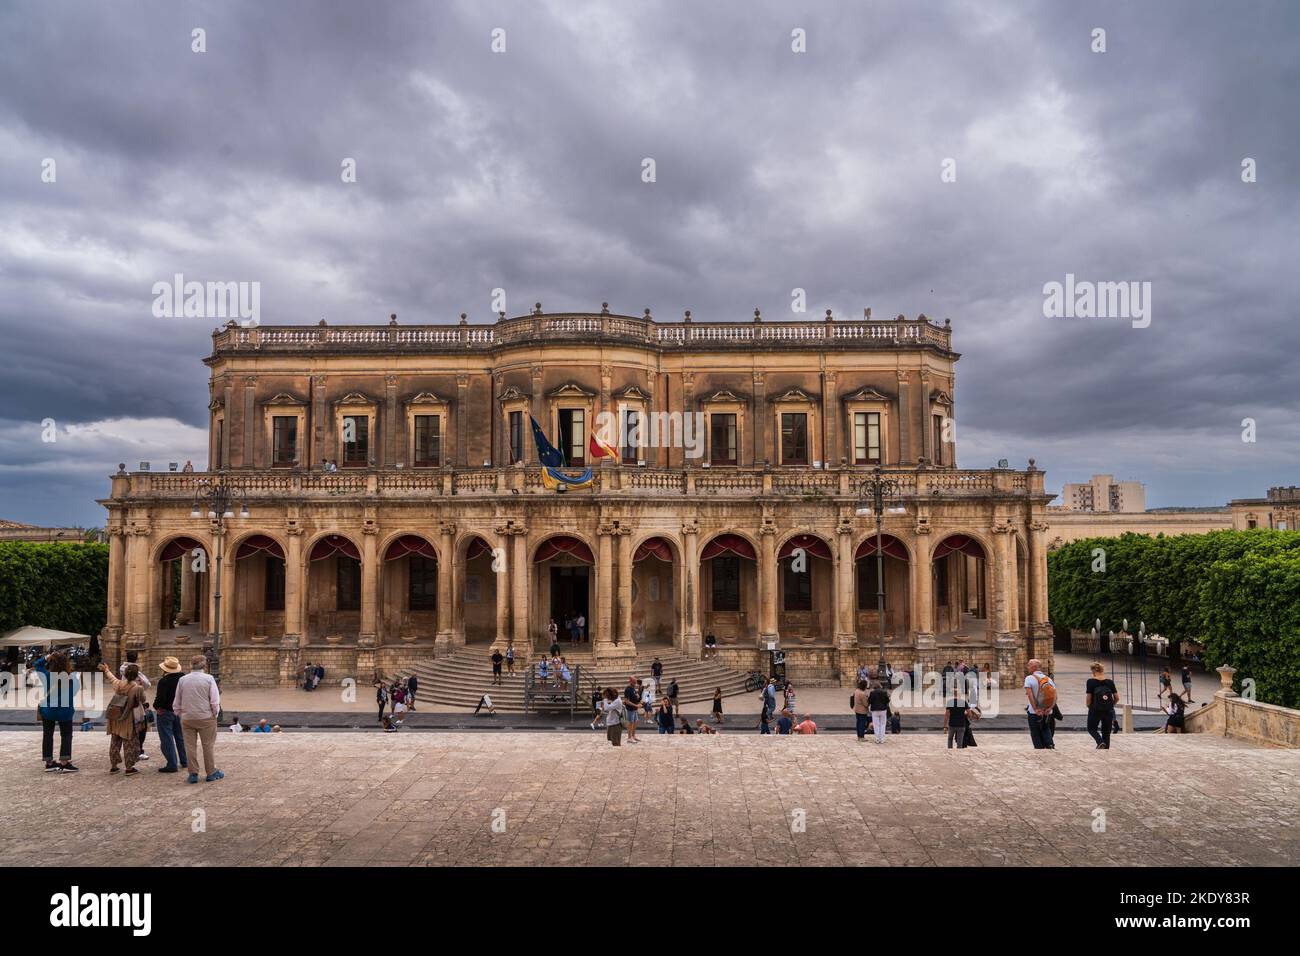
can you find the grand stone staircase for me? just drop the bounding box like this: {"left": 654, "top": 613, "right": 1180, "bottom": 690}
{"left": 391, "top": 645, "right": 752, "bottom": 711}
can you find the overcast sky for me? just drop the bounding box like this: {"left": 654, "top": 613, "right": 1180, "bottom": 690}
{"left": 1, "top": 0, "right": 1297, "bottom": 527}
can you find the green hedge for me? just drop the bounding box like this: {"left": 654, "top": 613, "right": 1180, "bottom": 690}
{"left": 1048, "top": 530, "right": 1300, "bottom": 707}
{"left": 0, "top": 541, "right": 110, "bottom": 638}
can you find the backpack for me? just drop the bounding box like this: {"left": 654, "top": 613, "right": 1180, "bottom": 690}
{"left": 889, "top": 712, "right": 901, "bottom": 734}
{"left": 1033, "top": 673, "right": 1058, "bottom": 711}
{"left": 1093, "top": 680, "right": 1115, "bottom": 709}
{"left": 849, "top": 694, "right": 856, "bottom": 710}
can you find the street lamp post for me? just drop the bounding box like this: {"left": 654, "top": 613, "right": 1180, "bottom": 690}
{"left": 855, "top": 467, "right": 907, "bottom": 679}
{"left": 190, "top": 475, "right": 248, "bottom": 686}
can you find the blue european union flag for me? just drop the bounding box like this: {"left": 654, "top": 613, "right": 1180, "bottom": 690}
{"left": 530, "top": 415, "right": 565, "bottom": 467}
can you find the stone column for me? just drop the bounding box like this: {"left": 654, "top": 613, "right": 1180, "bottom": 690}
{"left": 833, "top": 523, "right": 856, "bottom": 650}
{"left": 241, "top": 375, "right": 257, "bottom": 468}
{"left": 106, "top": 526, "right": 126, "bottom": 633}
{"left": 435, "top": 522, "right": 456, "bottom": 652}
{"left": 912, "top": 529, "right": 934, "bottom": 639}
{"left": 595, "top": 523, "right": 633, "bottom": 663}
{"left": 1028, "top": 518, "right": 1049, "bottom": 635}
{"left": 528, "top": 365, "right": 543, "bottom": 464}
{"left": 283, "top": 527, "right": 304, "bottom": 647}
{"left": 492, "top": 529, "right": 511, "bottom": 651}
{"left": 456, "top": 373, "right": 470, "bottom": 467}
{"left": 383, "top": 375, "right": 398, "bottom": 466}
{"left": 617, "top": 527, "right": 634, "bottom": 648}
{"left": 178, "top": 560, "right": 196, "bottom": 624}
{"left": 920, "top": 374, "right": 933, "bottom": 464}
{"left": 822, "top": 370, "right": 837, "bottom": 468}
{"left": 680, "top": 522, "right": 701, "bottom": 656}
{"left": 991, "top": 524, "right": 1013, "bottom": 637}
{"left": 511, "top": 527, "right": 529, "bottom": 650}
{"left": 124, "top": 526, "right": 151, "bottom": 653}
{"left": 758, "top": 522, "right": 778, "bottom": 646}
{"left": 896, "top": 371, "right": 912, "bottom": 463}
{"left": 359, "top": 526, "right": 378, "bottom": 646}
{"left": 752, "top": 371, "right": 767, "bottom": 465}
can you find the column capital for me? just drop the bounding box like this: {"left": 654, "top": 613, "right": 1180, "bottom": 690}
{"left": 285, "top": 520, "right": 304, "bottom": 536}
{"left": 494, "top": 523, "right": 528, "bottom": 536}
{"left": 1030, "top": 519, "right": 1049, "bottom": 533}
{"left": 438, "top": 521, "right": 457, "bottom": 537}
{"left": 680, "top": 522, "right": 699, "bottom": 537}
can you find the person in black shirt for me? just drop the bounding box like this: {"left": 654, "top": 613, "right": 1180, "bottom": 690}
{"left": 1085, "top": 662, "right": 1120, "bottom": 749}
{"left": 152, "top": 657, "right": 188, "bottom": 773}
{"left": 944, "top": 694, "right": 969, "bottom": 749}
{"left": 490, "top": 649, "right": 504, "bottom": 685}
{"left": 867, "top": 683, "right": 891, "bottom": 744}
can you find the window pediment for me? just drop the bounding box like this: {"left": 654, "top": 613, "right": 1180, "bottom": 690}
{"left": 615, "top": 384, "right": 651, "bottom": 401}
{"left": 702, "top": 388, "right": 744, "bottom": 404}
{"left": 547, "top": 382, "right": 596, "bottom": 398}
{"left": 842, "top": 386, "right": 894, "bottom": 404}
{"left": 208, "top": 397, "right": 224, "bottom": 411}
{"left": 264, "top": 391, "right": 306, "bottom": 407}
{"left": 498, "top": 385, "right": 529, "bottom": 402}
{"left": 404, "top": 391, "right": 449, "bottom": 408}
{"left": 772, "top": 387, "right": 817, "bottom": 404}
{"left": 333, "top": 391, "right": 376, "bottom": 408}
{"left": 930, "top": 389, "right": 953, "bottom": 406}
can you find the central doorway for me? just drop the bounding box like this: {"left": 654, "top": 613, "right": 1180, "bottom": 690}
{"left": 549, "top": 566, "right": 590, "bottom": 643}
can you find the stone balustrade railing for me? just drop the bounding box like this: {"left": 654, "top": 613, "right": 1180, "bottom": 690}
{"left": 111, "top": 465, "right": 1044, "bottom": 501}
{"left": 211, "top": 312, "right": 953, "bottom": 354}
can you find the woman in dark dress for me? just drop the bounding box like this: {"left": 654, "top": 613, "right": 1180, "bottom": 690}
{"left": 711, "top": 687, "right": 724, "bottom": 724}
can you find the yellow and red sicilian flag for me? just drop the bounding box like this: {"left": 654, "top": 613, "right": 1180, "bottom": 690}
{"left": 589, "top": 430, "right": 620, "bottom": 462}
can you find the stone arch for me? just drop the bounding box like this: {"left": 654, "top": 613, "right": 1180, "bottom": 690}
{"left": 695, "top": 527, "right": 760, "bottom": 563}
{"left": 851, "top": 531, "right": 915, "bottom": 563}
{"left": 378, "top": 529, "right": 444, "bottom": 564}
{"left": 149, "top": 531, "right": 214, "bottom": 564}
{"left": 530, "top": 531, "right": 596, "bottom": 564}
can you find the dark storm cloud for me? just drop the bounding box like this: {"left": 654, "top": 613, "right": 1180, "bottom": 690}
{"left": 1, "top": 0, "right": 1297, "bottom": 525}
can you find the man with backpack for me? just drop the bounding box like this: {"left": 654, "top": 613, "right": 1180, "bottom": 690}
{"left": 1023, "top": 658, "right": 1057, "bottom": 750}
{"left": 1085, "top": 661, "right": 1119, "bottom": 749}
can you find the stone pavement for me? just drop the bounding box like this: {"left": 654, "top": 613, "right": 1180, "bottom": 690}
{"left": 1, "top": 729, "right": 1295, "bottom": 866}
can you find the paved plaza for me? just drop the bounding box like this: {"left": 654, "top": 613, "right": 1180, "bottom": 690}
{"left": 1, "top": 729, "right": 1296, "bottom": 867}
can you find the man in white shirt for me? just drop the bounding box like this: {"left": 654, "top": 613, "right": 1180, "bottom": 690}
{"left": 174, "top": 655, "right": 223, "bottom": 783}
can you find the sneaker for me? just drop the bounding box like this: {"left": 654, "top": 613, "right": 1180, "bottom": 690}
{"left": 44, "top": 761, "right": 61, "bottom": 772}
{"left": 137, "top": 753, "right": 149, "bottom": 761}
{"left": 205, "top": 770, "right": 225, "bottom": 782}
{"left": 124, "top": 767, "right": 140, "bottom": 776}
{"left": 158, "top": 766, "right": 178, "bottom": 773}
{"left": 60, "top": 763, "right": 79, "bottom": 773}
{"left": 187, "top": 772, "right": 199, "bottom": 784}
{"left": 109, "top": 766, "right": 120, "bottom": 774}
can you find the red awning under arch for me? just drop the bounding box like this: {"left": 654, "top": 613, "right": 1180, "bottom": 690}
{"left": 466, "top": 537, "right": 491, "bottom": 560}
{"left": 309, "top": 535, "right": 360, "bottom": 562}
{"left": 159, "top": 536, "right": 205, "bottom": 562}
{"left": 700, "top": 534, "right": 757, "bottom": 561}
{"left": 235, "top": 534, "right": 285, "bottom": 561}
{"left": 535, "top": 535, "right": 595, "bottom": 564}
{"left": 634, "top": 537, "right": 674, "bottom": 563}
{"left": 778, "top": 534, "right": 832, "bottom": 560}
{"left": 384, "top": 535, "right": 438, "bottom": 561}
{"left": 855, "top": 534, "right": 909, "bottom": 561}
{"left": 932, "top": 534, "right": 986, "bottom": 560}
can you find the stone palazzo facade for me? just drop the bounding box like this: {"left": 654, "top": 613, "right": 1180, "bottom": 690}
{"left": 99, "top": 306, "right": 1054, "bottom": 687}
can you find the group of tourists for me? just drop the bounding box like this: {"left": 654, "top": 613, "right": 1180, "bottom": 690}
{"left": 546, "top": 614, "right": 586, "bottom": 644}
{"left": 757, "top": 677, "right": 820, "bottom": 735}
{"left": 301, "top": 661, "right": 325, "bottom": 691}
{"left": 591, "top": 661, "right": 694, "bottom": 745}
{"left": 374, "top": 675, "right": 418, "bottom": 729}
{"left": 34, "top": 649, "right": 225, "bottom": 783}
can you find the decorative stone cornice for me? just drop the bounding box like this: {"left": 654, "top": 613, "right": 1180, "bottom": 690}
{"left": 841, "top": 386, "right": 894, "bottom": 403}
{"left": 263, "top": 391, "right": 306, "bottom": 406}
{"left": 404, "top": 391, "right": 450, "bottom": 407}
{"left": 332, "top": 391, "right": 376, "bottom": 408}
{"left": 547, "top": 382, "right": 596, "bottom": 398}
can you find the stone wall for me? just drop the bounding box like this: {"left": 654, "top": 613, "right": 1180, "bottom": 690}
{"left": 1186, "top": 693, "right": 1300, "bottom": 748}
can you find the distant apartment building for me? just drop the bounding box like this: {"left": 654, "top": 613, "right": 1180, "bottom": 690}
{"left": 1059, "top": 474, "right": 1145, "bottom": 513}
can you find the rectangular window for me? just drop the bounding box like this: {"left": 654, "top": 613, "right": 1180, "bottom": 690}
{"left": 342, "top": 415, "right": 369, "bottom": 466}
{"left": 336, "top": 558, "right": 361, "bottom": 611}
{"left": 711, "top": 556, "right": 741, "bottom": 611}
{"left": 854, "top": 411, "right": 881, "bottom": 464}
{"left": 932, "top": 414, "right": 945, "bottom": 466}
{"left": 856, "top": 558, "right": 888, "bottom": 611}
{"left": 621, "top": 407, "right": 641, "bottom": 462}
{"left": 408, "top": 556, "right": 438, "bottom": 611}
{"left": 508, "top": 411, "right": 523, "bottom": 464}
{"left": 271, "top": 416, "right": 298, "bottom": 467}
{"left": 414, "top": 415, "right": 441, "bottom": 467}
{"left": 781, "top": 412, "right": 808, "bottom": 465}
{"left": 558, "top": 408, "right": 585, "bottom": 465}
{"left": 710, "top": 413, "right": 737, "bottom": 465}
{"left": 783, "top": 561, "right": 812, "bottom": 611}
{"left": 264, "top": 557, "right": 285, "bottom": 611}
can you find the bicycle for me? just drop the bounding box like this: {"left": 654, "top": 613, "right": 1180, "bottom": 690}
{"left": 743, "top": 670, "right": 766, "bottom": 693}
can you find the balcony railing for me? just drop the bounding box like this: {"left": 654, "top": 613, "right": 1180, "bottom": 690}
{"left": 110, "top": 465, "right": 1044, "bottom": 502}
{"left": 210, "top": 311, "right": 954, "bottom": 355}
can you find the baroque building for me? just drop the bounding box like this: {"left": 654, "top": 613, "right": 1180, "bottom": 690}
{"left": 99, "top": 306, "right": 1053, "bottom": 687}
